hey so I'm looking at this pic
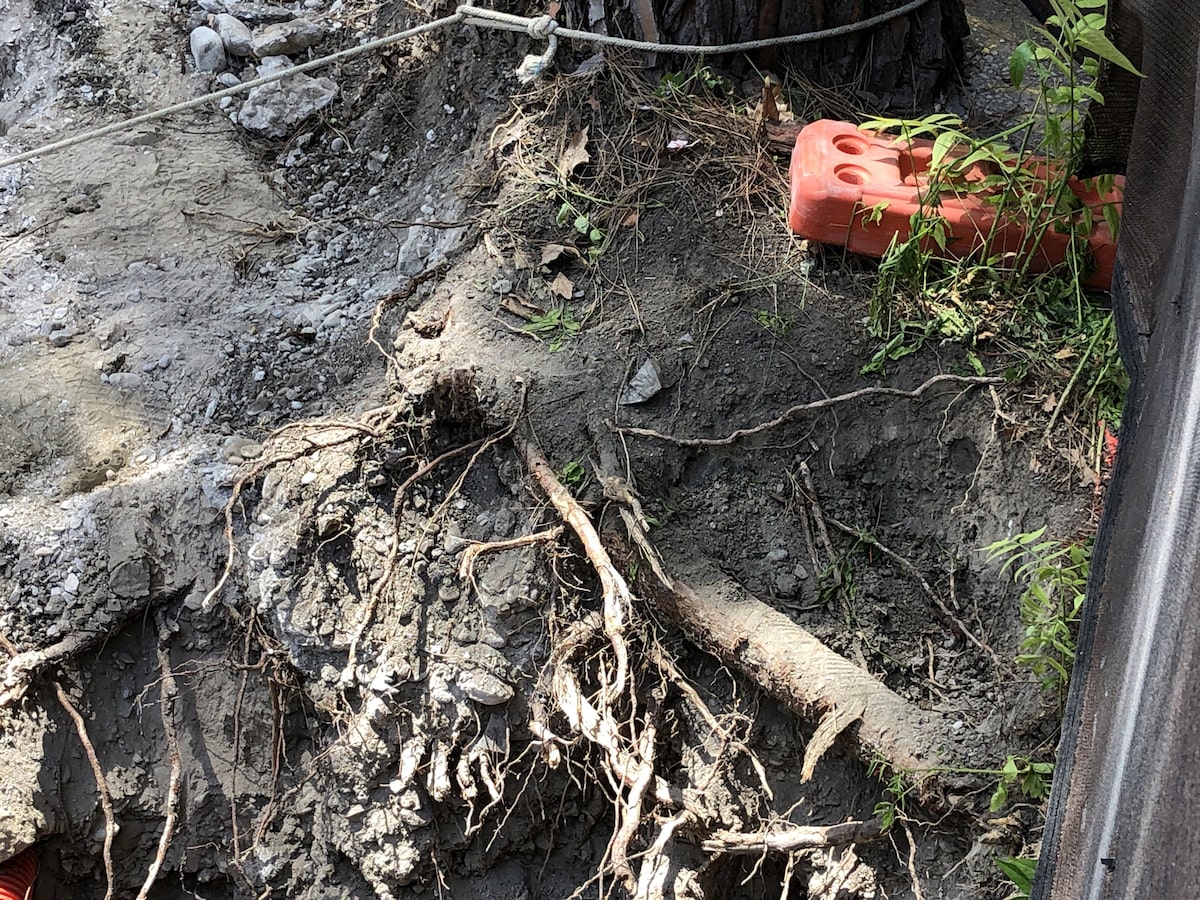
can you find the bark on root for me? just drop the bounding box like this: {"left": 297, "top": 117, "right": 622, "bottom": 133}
{"left": 624, "top": 549, "right": 963, "bottom": 812}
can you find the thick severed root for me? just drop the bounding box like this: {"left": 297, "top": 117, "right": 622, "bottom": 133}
{"left": 627, "top": 551, "right": 963, "bottom": 812}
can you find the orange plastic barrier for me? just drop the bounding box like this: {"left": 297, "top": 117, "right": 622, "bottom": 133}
{"left": 0, "top": 848, "right": 37, "bottom": 900}
{"left": 787, "top": 119, "right": 1122, "bottom": 290}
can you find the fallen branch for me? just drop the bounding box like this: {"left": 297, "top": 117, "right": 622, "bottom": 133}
{"left": 611, "top": 374, "right": 1002, "bottom": 447}
{"left": 702, "top": 819, "right": 885, "bottom": 854}
{"left": 136, "top": 614, "right": 184, "bottom": 900}
{"left": 53, "top": 681, "right": 116, "bottom": 900}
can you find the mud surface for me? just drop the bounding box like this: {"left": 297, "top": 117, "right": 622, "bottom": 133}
{"left": 0, "top": 1, "right": 1089, "bottom": 897}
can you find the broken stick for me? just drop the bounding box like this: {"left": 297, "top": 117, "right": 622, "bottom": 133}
{"left": 702, "top": 819, "right": 885, "bottom": 855}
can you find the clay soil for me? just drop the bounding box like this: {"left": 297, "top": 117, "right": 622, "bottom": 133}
{"left": 0, "top": 0, "right": 1098, "bottom": 898}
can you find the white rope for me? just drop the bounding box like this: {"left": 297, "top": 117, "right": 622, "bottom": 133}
{"left": 0, "top": 0, "right": 932, "bottom": 170}
{"left": 460, "top": 0, "right": 931, "bottom": 54}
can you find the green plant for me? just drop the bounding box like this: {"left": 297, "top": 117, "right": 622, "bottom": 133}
{"left": 655, "top": 63, "right": 733, "bottom": 99}
{"left": 983, "top": 526, "right": 1089, "bottom": 701}
{"left": 754, "top": 308, "right": 793, "bottom": 337}
{"left": 990, "top": 754, "right": 1054, "bottom": 811}
{"left": 523, "top": 306, "right": 582, "bottom": 351}
{"left": 996, "top": 856, "right": 1038, "bottom": 900}
{"left": 860, "top": 0, "right": 1137, "bottom": 436}
{"left": 558, "top": 460, "right": 587, "bottom": 490}
{"left": 555, "top": 199, "right": 606, "bottom": 262}
{"left": 868, "top": 754, "right": 1053, "bottom": 834}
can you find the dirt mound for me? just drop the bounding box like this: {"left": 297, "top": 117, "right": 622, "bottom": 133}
{"left": 0, "top": 1, "right": 1087, "bottom": 897}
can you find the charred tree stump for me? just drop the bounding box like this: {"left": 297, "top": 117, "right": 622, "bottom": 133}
{"left": 561, "top": 0, "right": 968, "bottom": 109}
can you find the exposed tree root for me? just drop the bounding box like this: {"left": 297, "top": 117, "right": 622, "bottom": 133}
{"left": 624, "top": 549, "right": 965, "bottom": 813}
{"left": 516, "top": 434, "right": 682, "bottom": 891}
{"left": 136, "top": 612, "right": 183, "bottom": 900}
{"left": 702, "top": 820, "right": 885, "bottom": 854}
{"left": 52, "top": 681, "right": 116, "bottom": 900}
{"left": 0, "top": 585, "right": 171, "bottom": 707}
{"left": 611, "top": 374, "right": 1003, "bottom": 448}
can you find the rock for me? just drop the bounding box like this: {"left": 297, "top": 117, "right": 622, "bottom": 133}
{"left": 765, "top": 548, "right": 789, "bottom": 563}
{"left": 212, "top": 13, "right": 254, "bottom": 56}
{"left": 458, "top": 670, "right": 514, "bottom": 706}
{"left": 109, "top": 558, "right": 150, "bottom": 599}
{"left": 237, "top": 57, "right": 337, "bottom": 139}
{"left": 774, "top": 572, "right": 800, "bottom": 599}
{"left": 64, "top": 194, "right": 98, "bottom": 214}
{"left": 250, "top": 18, "right": 326, "bottom": 57}
{"left": 199, "top": 0, "right": 295, "bottom": 24}
{"left": 190, "top": 26, "right": 227, "bottom": 73}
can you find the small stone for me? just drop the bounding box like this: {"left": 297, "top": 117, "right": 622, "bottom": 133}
{"left": 216, "top": 72, "right": 241, "bottom": 88}
{"left": 106, "top": 372, "right": 143, "bottom": 391}
{"left": 212, "top": 13, "right": 254, "bottom": 56}
{"left": 64, "top": 194, "right": 98, "bottom": 214}
{"left": 765, "top": 548, "right": 789, "bottom": 563}
{"left": 794, "top": 564, "right": 810, "bottom": 580}
{"left": 250, "top": 18, "right": 326, "bottom": 56}
{"left": 458, "top": 670, "right": 513, "bottom": 706}
{"left": 774, "top": 573, "right": 800, "bottom": 599}
{"left": 330, "top": 136, "right": 346, "bottom": 152}
{"left": 237, "top": 57, "right": 337, "bottom": 138}
{"left": 63, "top": 573, "right": 80, "bottom": 594}
{"left": 190, "top": 25, "right": 227, "bottom": 72}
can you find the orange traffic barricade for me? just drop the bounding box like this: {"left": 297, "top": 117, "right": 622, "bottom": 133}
{"left": 787, "top": 119, "right": 1122, "bottom": 289}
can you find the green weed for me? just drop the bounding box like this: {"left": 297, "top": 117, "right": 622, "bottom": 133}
{"left": 996, "top": 856, "right": 1037, "bottom": 900}
{"left": 861, "top": 0, "right": 1136, "bottom": 435}
{"left": 558, "top": 460, "right": 587, "bottom": 490}
{"left": 754, "top": 308, "right": 793, "bottom": 337}
{"left": 523, "top": 306, "right": 582, "bottom": 351}
{"left": 983, "top": 526, "right": 1088, "bottom": 703}
{"left": 990, "top": 754, "right": 1054, "bottom": 811}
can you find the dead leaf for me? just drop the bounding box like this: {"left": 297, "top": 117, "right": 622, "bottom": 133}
{"left": 1041, "top": 393, "right": 1057, "bottom": 413}
{"left": 513, "top": 247, "right": 533, "bottom": 270}
{"left": 559, "top": 127, "right": 590, "bottom": 176}
{"left": 585, "top": 95, "right": 600, "bottom": 111}
{"left": 540, "top": 243, "right": 578, "bottom": 267}
{"left": 550, "top": 272, "right": 574, "bottom": 299}
{"left": 1062, "top": 447, "right": 1100, "bottom": 489}
{"left": 548, "top": 0, "right": 560, "bottom": 14}
{"left": 1053, "top": 346, "right": 1076, "bottom": 360}
{"left": 500, "top": 296, "right": 545, "bottom": 321}
{"left": 620, "top": 209, "right": 640, "bottom": 228}
{"left": 760, "top": 80, "right": 779, "bottom": 123}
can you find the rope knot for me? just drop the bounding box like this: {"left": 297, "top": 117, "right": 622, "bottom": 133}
{"left": 527, "top": 14, "right": 558, "bottom": 39}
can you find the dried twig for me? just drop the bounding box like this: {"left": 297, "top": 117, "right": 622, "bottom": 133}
{"left": 458, "top": 527, "right": 564, "bottom": 597}
{"left": 824, "top": 516, "right": 997, "bottom": 663}
{"left": 900, "top": 820, "right": 927, "bottom": 900}
{"left": 611, "top": 375, "right": 1002, "bottom": 447}
{"left": 136, "top": 613, "right": 184, "bottom": 900}
{"left": 702, "top": 819, "right": 885, "bottom": 854}
{"left": 53, "top": 681, "right": 116, "bottom": 900}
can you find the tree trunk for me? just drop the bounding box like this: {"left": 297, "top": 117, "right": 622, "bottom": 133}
{"left": 563, "top": 0, "right": 968, "bottom": 110}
